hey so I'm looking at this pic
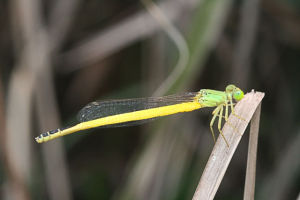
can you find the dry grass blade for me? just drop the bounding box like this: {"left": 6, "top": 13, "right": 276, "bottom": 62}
{"left": 192, "top": 91, "right": 265, "bottom": 200}
{"left": 243, "top": 103, "right": 261, "bottom": 200}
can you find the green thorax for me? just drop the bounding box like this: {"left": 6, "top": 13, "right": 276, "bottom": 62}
{"left": 196, "top": 89, "right": 227, "bottom": 107}
{"left": 195, "top": 84, "right": 245, "bottom": 108}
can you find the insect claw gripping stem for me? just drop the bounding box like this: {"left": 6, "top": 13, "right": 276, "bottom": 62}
{"left": 230, "top": 98, "right": 246, "bottom": 122}
{"left": 221, "top": 116, "right": 241, "bottom": 136}
{"left": 232, "top": 112, "right": 247, "bottom": 122}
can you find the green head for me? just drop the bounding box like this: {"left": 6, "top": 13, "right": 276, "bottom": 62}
{"left": 226, "top": 84, "right": 244, "bottom": 101}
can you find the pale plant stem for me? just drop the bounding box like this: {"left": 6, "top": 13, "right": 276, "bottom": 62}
{"left": 141, "top": 0, "right": 189, "bottom": 96}
{"left": 243, "top": 103, "right": 261, "bottom": 200}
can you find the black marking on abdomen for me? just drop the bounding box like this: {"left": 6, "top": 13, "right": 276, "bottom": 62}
{"left": 49, "top": 129, "right": 59, "bottom": 134}
{"left": 42, "top": 132, "right": 49, "bottom": 137}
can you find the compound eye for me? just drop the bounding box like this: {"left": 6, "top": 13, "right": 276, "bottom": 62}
{"left": 233, "top": 90, "right": 244, "bottom": 101}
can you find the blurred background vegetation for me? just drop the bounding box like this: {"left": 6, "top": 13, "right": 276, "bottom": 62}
{"left": 0, "top": 0, "right": 300, "bottom": 199}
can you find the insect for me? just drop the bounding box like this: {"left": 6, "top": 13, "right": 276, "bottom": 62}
{"left": 35, "top": 84, "right": 244, "bottom": 146}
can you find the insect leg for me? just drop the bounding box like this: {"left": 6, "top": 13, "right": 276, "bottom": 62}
{"left": 217, "top": 106, "right": 229, "bottom": 147}
{"left": 210, "top": 106, "right": 221, "bottom": 143}
{"left": 221, "top": 100, "right": 241, "bottom": 135}
{"left": 230, "top": 98, "right": 246, "bottom": 121}
{"left": 225, "top": 101, "right": 229, "bottom": 121}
